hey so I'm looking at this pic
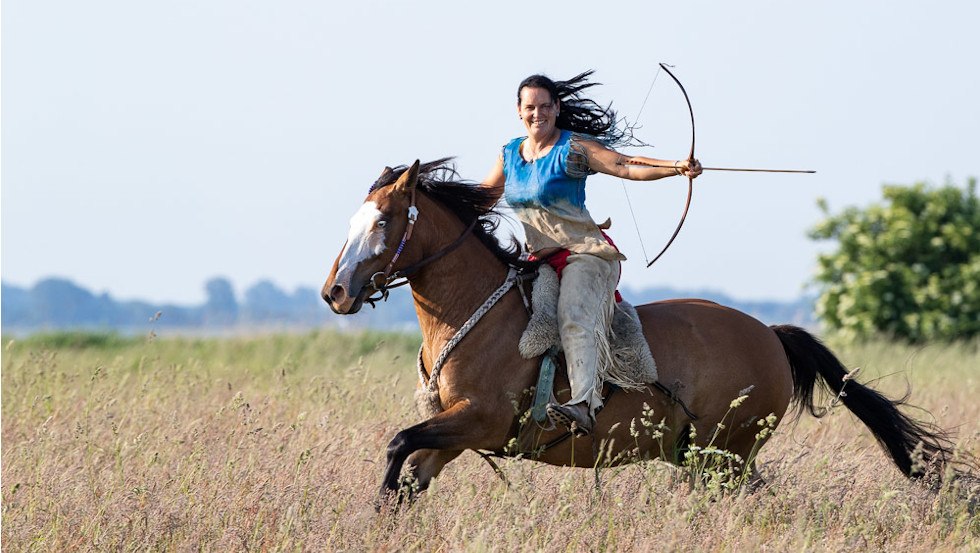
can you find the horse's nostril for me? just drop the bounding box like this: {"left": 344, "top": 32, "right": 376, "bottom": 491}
{"left": 329, "top": 284, "right": 346, "bottom": 303}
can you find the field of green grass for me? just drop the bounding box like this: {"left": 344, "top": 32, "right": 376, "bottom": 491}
{"left": 2, "top": 330, "right": 978, "bottom": 551}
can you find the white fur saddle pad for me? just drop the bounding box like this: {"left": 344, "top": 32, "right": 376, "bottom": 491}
{"left": 519, "top": 264, "right": 658, "bottom": 385}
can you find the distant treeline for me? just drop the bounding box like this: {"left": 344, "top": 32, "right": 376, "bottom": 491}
{"left": 0, "top": 277, "right": 417, "bottom": 333}
{"left": 1, "top": 277, "right": 814, "bottom": 334}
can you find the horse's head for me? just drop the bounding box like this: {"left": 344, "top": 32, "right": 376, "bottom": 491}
{"left": 322, "top": 160, "right": 421, "bottom": 314}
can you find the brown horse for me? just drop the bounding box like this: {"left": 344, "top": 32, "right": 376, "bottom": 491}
{"left": 322, "top": 159, "right": 955, "bottom": 503}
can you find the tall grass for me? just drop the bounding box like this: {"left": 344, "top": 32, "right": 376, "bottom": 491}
{"left": 2, "top": 331, "right": 977, "bottom": 551}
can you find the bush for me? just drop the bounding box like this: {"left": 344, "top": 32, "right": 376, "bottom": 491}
{"left": 809, "top": 179, "right": 979, "bottom": 342}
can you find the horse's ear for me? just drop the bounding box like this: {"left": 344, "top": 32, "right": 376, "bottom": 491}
{"left": 393, "top": 160, "right": 421, "bottom": 194}
{"left": 369, "top": 166, "right": 395, "bottom": 192}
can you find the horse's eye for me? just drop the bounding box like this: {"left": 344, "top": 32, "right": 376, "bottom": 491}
{"left": 377, "top": 220, "right": 387, "bottom": 228}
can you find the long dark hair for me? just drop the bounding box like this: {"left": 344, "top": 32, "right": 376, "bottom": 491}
{"left": 518, "top": 70, "right": 632, "bottom": 147}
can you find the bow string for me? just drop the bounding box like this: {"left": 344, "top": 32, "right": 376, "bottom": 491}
{"left": 619, "top": 62, "right": 696, "bottom": 268}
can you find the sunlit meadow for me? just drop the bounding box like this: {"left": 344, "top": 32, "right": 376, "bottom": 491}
{"left": 2, "top": 330, "right": 978, "bottom": 551}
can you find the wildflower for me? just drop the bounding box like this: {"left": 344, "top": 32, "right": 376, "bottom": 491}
{"left": 730, "top": 395, "right": 749, "bottom": 409}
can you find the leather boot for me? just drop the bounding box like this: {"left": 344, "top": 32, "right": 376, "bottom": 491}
{"left": 546, "top": 401, "right": 593, "bottom": 436}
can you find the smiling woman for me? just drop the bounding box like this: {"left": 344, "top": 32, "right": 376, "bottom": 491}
{"left": 479, "top": 71, "right": 702, "bottom": 435}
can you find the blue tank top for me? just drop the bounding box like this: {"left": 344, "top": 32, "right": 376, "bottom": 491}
{"left": 500, "top": 130, "right": 623, "bottom": 261}
{"left": 502, "top": 130, "right": 586, "bottom": 210}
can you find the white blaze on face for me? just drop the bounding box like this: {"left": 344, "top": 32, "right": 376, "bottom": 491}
{"left": 335, "top": 201, "right": 387, "bottom": 283}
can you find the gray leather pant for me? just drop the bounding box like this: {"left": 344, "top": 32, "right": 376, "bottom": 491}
{"left": 558, "top": 253, "right": 620, "bottom": 417}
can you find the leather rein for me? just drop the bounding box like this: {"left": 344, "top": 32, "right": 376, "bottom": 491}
{"left": 364, "top": 186, "right": 478, "bottom": 308}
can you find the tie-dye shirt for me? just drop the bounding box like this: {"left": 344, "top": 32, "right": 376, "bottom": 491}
{"left": 503, "top": 130, "right": 624, "bottom": 261}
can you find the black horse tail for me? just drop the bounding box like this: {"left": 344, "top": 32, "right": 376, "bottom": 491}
{"left": 770, "top": 324, "right": 955, "bottom": 479}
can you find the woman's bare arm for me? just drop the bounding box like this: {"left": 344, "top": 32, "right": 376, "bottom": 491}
{"left": 480, "top": 153, "right": 506, "bottom": 202}
{"left": 579, "top": 139, "right": 701, "bottom": 181}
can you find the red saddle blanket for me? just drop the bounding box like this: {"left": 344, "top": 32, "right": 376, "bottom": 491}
{"left": 529, "top": 231, "right": 624, "bottom": 303}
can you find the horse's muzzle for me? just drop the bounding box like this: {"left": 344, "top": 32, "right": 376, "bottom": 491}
{"left": 321, "top": 280, "right": 365, "bottom": 314}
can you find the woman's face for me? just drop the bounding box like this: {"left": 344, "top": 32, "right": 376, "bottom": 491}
{"left": 517, "top": 86, "right": 559, "bottom": 137}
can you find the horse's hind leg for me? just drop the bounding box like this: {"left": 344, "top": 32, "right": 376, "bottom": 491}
{"left": 746, "top": 463, "right": 768, "bottom": 491}
{"left": 725, "top": 432, "right": 772, "bottom": 492}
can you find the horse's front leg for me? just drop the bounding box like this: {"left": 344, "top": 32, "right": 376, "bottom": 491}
{"left": 398, "top": 449, "right": 463, "bottom": 499}
{"left": 379, "top": 401, "right": 498, "bottom": 505}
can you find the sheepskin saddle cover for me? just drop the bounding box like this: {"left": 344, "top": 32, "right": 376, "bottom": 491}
{"left": 519, "top": 264, "right": 658, "bottom": 384}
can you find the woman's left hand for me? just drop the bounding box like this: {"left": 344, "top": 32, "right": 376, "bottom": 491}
{"left": 676, "top": 159, "right": 703, "bottom": 178}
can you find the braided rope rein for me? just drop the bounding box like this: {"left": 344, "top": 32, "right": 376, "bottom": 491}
{"left": 417, "top": 267, "right": 519, "bottom": 396}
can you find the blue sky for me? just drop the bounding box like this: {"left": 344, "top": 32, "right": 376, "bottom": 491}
{"left": 3, "top": 0, "right": 978, "bottom": 304}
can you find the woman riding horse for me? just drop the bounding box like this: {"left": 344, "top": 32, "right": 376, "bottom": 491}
{"left": 480, "top": 72, "right": 702, "bottom": 435}
{"left": 322, "top": 159, "right": 958, "bottom": 506}
{"left": 321, "top": 159, "right": 975, "bottom": 503}
{"left": 321, "top": 74, "right": 961, "bottom": 506}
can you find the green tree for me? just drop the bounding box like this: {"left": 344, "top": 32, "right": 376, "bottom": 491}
{"left": 809, "top": 178, "right": 979, "bottom": 342}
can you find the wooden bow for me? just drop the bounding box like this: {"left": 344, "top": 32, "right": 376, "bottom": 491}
{"left": 643, "top": 63, "right": 695, "bottom": 268}
{"left": 623, "top": 63, "right": 815, "bottom": 268}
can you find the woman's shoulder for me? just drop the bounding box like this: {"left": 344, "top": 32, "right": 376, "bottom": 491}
{"left": 501, "top": 136, "right": 526, "bottom": 162}
{"left": 504, "top": 136, "right": 525, "bottom": 149}
{"left": 564, "top": 131, "right": 600, "bottom": 178}
{"left": 566, "top": 130, "right": 601, "bottom": 147}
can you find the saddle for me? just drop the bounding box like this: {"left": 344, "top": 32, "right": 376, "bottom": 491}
{"left": 518, "top": 264, "right": 659, "bottom": 420}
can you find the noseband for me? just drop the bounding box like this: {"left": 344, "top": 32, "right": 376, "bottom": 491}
{"left": 364, "top": 187, "right": 478, "bottom": 308}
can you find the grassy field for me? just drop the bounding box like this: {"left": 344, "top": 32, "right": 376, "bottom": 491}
{"left": 2, "top": 330, "right": 978, "bottom": 551}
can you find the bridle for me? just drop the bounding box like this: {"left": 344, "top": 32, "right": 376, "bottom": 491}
{"left": 363, "top": 185, "right": 478, "bottom": 307}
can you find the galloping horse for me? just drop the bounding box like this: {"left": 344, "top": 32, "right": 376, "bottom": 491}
{"left": 322, "top": 159, "right": 954, "bottom": 502}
